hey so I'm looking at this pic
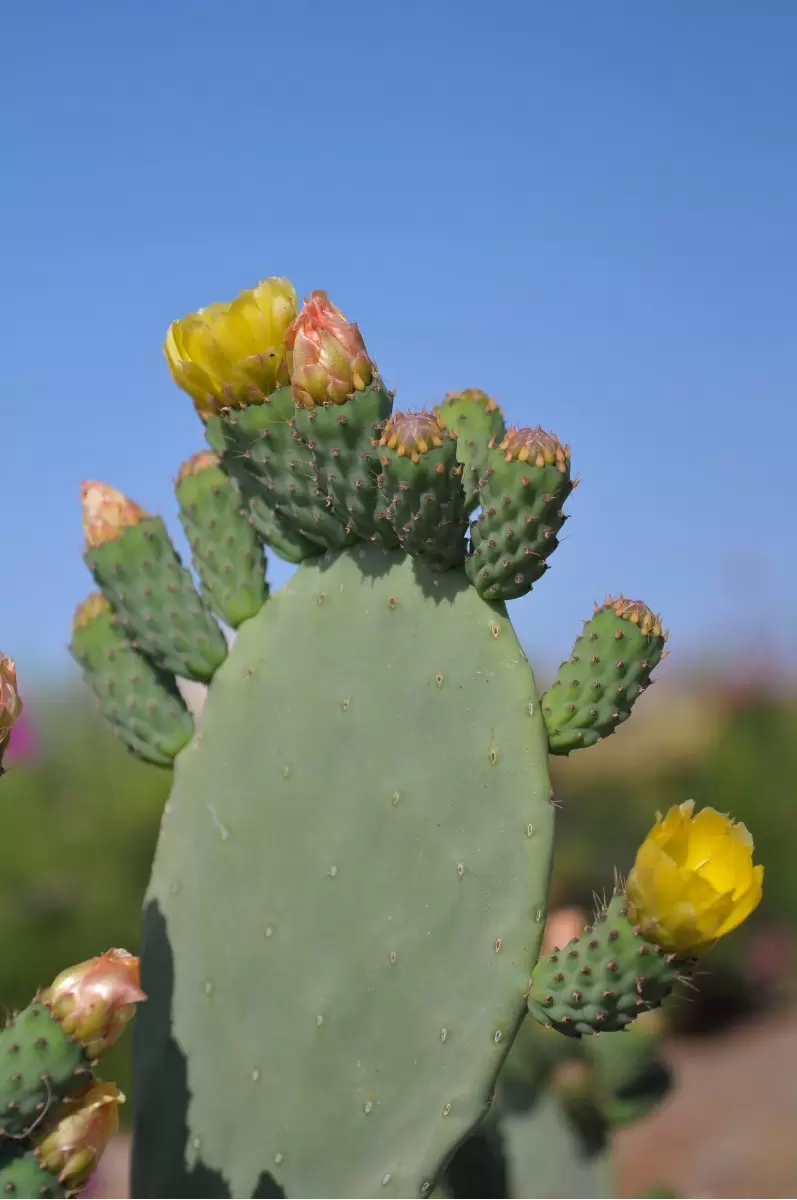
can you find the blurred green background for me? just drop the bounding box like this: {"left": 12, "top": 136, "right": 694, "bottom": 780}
{"left": 2, "top": 661, "right": 794, "bottom": 1119}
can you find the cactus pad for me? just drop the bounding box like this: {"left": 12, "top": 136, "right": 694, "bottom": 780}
{"left": 0, "top": 1004, "right": 90, "bottom": 1138}
{"left": 291, "top": 380, "right": 395, "bottom": 541}
{"left": 527, "top": 895, "right": 680, "bottom": 1036}
{"left": 434, "top": 389, "right": 506, "bottom": 510}
{"left": 84, "top": 516, "right": 228, "bottom": 683}
{"left": 219, "top": 389, "right": 356, "bottom": 550}
{"left": 69, "top": 595, "right": 194, "bottom": 767}
{"left": 176, "top": 451, "right": 267, "bottom": 628}
{"left": 0, "top": 1148, "right": 66, "bottom": 1199}
{"left": 377, "top": 412, "right": 468, "bottom": 570}
{"left": 543, "top": 597, "right": 667, "bottom": 754}
{"left": 132, "top": 545, "right": 555, "bottom": 1198}
{"left": 467, "top": 428, "right": 573, "bottom": 602}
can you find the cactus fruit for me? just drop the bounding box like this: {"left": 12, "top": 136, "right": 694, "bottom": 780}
{"left": 527, "top": 893, "right": 682, "bottom": 1036}
{"left": 69, "top": 594, "right": 194, "bottom": 767}
{"left": 81, "top": 483, "right": 228, "bottom": 683}
{"left": 467, "top": 427, "right": 574, "bottom": 602}
{"left": 175, "top": 451, "right": 267, "bottom": 629}
{"left": 376, "top": 411, "right": 468, "bottom": 568}
{"left": 70, "top": 273, "right": 764, "bottom": 1198}
{"left": 542, "top": 596, "right": 668, "bottom": 754}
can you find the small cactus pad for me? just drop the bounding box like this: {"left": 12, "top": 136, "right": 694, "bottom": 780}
{"left": 69, "top": 595, "right": 194, "bottom": 767}
{"left": 527, "top": 895, "right": 681, "bottom": 1036}
{"left": 82, "top": 494, "right": 228, "bottom": 683}
{"left": 132, "top": 545, "right": 555, "bottom": 1199}
{"left": 219, "top": 388, "right": 356, "bottom": 551}
{"left": 542, "top": 596, "right": 667, "bottom": 754}
{"left": 377, "top": 411, "right": 468, "bottom": 569}
{"left": 291, "top": 379, "right": 395, "bottom": 542}
{"left": 203, "top": 415, "right": 319, "bottom": 564}
{"left": 0, "top": 1148, "right": 66, "bottom": 1199}
{"left": 175, "top": 451, "right": 268, "bottom": 629}
{"left": 467, "top": 427, "right": 573, "bottom": 602}
{"left": 0, "top": 1003, "right": 90, "bottom": 1138}
{"left": 434, "top": 389, "right": 506, "bottom": 510}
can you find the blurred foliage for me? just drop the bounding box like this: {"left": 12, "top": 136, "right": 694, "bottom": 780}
{"left": 0, "top": 685, "right": 169, "bottom": 1115}
{"left": 1, "top": 676, "right": 795, "bottom": 1121}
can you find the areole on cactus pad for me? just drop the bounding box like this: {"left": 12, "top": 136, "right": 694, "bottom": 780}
{"left": 63, "top": 275, "right": 762, "bottom": 1199}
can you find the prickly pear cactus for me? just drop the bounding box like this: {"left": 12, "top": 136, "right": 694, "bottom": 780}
{"left": 70, "top": 277, "right": 758, "bottom": 1198}
{"left": 0, "top": 947, "right": 144, "bottom": 1198}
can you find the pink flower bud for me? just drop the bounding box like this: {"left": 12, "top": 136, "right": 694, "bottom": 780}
{"left": 42, "top": 948, "right": 146, "bottom": 1059}
{"left": 285, "top": 290, "right": 374, "bottom": 406}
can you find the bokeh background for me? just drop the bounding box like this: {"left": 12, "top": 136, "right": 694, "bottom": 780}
{"left": 4, "top": 2, "right": 796, "bottom": 1196}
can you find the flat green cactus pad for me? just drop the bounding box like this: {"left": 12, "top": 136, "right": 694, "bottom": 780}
{"left": 132, "top": 546, "right": 555, "bottom": 1199}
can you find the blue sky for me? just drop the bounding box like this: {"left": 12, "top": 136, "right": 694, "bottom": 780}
{"left": 4, "top": 1, "right": 796, "bottom": 686}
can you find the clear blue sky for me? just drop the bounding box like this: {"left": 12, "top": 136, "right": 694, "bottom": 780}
{"left": 4, "top": 1, "right": 796, "bottom": 685}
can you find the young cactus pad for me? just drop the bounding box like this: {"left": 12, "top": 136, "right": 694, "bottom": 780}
{"left": 74, "top": 278, "right": 672, "bottom": 1199}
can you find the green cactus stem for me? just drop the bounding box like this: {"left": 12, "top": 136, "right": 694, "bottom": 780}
{"left": 434, "top": 389, "right": 506, "bottom": 511}
{"left": 376, "top": 411, "right": 468, "bottom": 570}
{"left": 527, "top": 894, "right": 683, "bottom": 1036}
{"left": 175, "top": 450, "right": 268, "bottom": 628}
{"left": 69, "top": 593, "right": 194, "bottom": 767}
{"left": 81, "top": 482, "right": 227, "bottom": 684}
{"left": 467, "top": 427, "right": 574, "bottom": 602}
{"left": 542, "top": 597, "right": 668, "bottom": 754}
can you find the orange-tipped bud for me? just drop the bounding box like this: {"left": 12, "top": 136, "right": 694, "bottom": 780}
{"left": 286, "top": 290, "right": 374, "bottom": 407}
{"left": 597, "top": 595, "right": 667, "bottom": 640}
{"left": 0, "top": 653, "right": 22, "bottom": 753}
{"left": 41, "top": 948, "right": 146, "bottom": 1059}
{"left": 176, "top": 449, "right": 221, "bottom": 484}
{"left": 497, "top": 426, "right": 570, "bottom": 472}
{"left": 35, "top": 1081, "right": 123, "bottom": 1191}
{"left": 81, "top": 482, "right": 148, "bottom": 549}
{"left": 71, "top": 593, "right": 112, "bottom": 633}
{"left": 378, "top": 409, "right": 448, "bottom": 464}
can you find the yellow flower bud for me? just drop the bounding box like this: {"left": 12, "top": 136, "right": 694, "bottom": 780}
{"left": 41, "top": 948, "right": 146, "bottom": 1059}
{"left": 626, "top": 801, "right": 763, "bottom": 956}
{"left": 0, "top": 653, "right": 22, "bottom": 752}
{"left": 35, "top": 1081, "right": 123, "bottom": 1192}
{"left": 164, "top": 278, "right": 298, "bottom": 416}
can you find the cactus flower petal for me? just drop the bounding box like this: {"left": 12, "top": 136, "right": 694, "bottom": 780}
{"left": 626, "top": 802, "right": 763, "bottom": 955}
{"left": 42, "top": 948, "right": 146, "bottom": 1059}
{"left": 285, "top": 290, "right": 374, "bottom": 406}
{"left": 164, "top": 278, "right": 298, "bottom": 415}
{"left": 35, "top": 1081, "right": 123, "bottom": 1191}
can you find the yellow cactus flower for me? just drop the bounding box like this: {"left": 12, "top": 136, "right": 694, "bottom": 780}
{"left": 164, "top": 277, "right": 298, "bottom": 416}
{"left": 626, "top": 801, "right": 763, "bottom": 956}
